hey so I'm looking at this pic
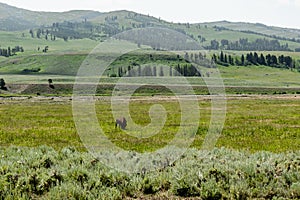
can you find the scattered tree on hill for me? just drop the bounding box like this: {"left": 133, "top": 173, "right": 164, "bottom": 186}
{"left": 37, "top": 29, "right": 42, "bottom": 38}
{"left": 0, "top": 46, "right": 24, "bottom": 57}
{"left": 210, "top": 40, "right": 219, "bottom": 50}
{"left": 43, "top": 46, "right": 49, "bottom": 53}
{"left": 29, "top": 29, "right": 34, "bottom": 38}
{"left": 207, "top": 38, "right": 291, "bottom": 51}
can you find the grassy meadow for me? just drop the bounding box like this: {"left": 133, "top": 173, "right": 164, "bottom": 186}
{"left": 1, "top": 29, "right": 300, "bottom": 199}
{"left": 0, "top": 96, "right": 300, "bottom": 199}
{"left": 0, "top": 96, "right": 299, "bottom": 153}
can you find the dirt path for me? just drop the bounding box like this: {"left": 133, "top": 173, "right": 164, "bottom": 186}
{"left": 1, "top": 94, "right": 299, "bottom": 103}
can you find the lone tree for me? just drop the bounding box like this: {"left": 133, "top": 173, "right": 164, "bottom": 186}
{"left": 43, "top": 46, "right": 49, "bottom": 53}
{"left": 48, "top": 79, "right": 54, "bottom": 89}
{"left": 0, "top": 78, "right": 7, "bottom": 90}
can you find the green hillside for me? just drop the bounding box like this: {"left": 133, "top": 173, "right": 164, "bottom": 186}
{"left": 0, "top": 3, "right": 102, "bottom": 31}
{"left": 0, "top": 2, "right": 300, "bottom": 92}
{"left": 203, "top": 21, "right": 300, "bottom": 41}
{"left": 0, "top": 31, "right": 98, "bottom": 53}
{"left": 1, "top": 2, "right": 300, "bottom": 51}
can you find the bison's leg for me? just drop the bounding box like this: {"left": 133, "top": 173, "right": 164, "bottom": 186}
{"left": 115, "top": 119, "right": 120, "bottom": 129}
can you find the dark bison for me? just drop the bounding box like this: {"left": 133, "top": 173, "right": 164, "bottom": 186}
{"left": 115, "top": 117, "right": 127, "bottom": 130}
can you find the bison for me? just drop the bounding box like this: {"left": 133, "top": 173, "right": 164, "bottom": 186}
{"left": 115, "top": 117, "right": 127, "bottom": 130}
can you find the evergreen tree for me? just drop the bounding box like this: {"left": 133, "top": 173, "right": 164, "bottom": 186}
{"left": 259, "top": 54, "right": 266, "bottom": 65}
{"left": 127, "top": 66, "right": 132, "bottom": 77}
{"left": 285, "top": 56, "right": 293, "bottom": 68}
{"left": 228, "top": 55, "right": 234, "bottom": 65}
{"left": 159, "top": 66, "right": 164, "bottom": 76}
{"left": 29, "top": 29, "right": 34, "bottom": 38}
{"left": 175, "top": 64, "right": 181, "bottom": 76}
{"left": 169, "top": 66, "right": 173, "bottom": 77}
{"left": 253, "top": 52, "right": 259, "bottom": 65}
{"left": 184, "top": 52, "right": 189, "bottom": 61}
{"left": 220, "top": 51, "right": 224, "bottom": 62}
{"left": 212, "top": 54, "right": 217, "bottom": 63}
{"left": 37, "top": 29, "right": 42, "bottom": 38}
{"left": 241, "top": 54, "right": 245, "bottom": 66}
{"left": 271, "top": 55, "right": 278, "bottom": 66}
{"left": 138, "top": 65, "right": 141, "bottom": 77}
{"left": 210, "top": 40, "right": 219, "bottom": 50}
{"left": 183, "top": 65, "right": 188, "bottom": 76}
{"left": 153, "top": 66, "right": 157, "bottom": 77}
{"left": 266, "top": 54, "right": 271, "bottom": 66}
{"left": 7, "top": 47, "right": 11, "bottom": 57}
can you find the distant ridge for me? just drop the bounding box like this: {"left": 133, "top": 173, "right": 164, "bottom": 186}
{"left": 0, "top": 2, "right": 299, "bottom": 42}
{"left": 0, "top": 2, "right": 102, "bottom": 31}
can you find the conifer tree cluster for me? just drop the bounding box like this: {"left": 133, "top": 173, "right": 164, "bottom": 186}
{"left": 211, "top": 51, "right": 296, "bottom": 69}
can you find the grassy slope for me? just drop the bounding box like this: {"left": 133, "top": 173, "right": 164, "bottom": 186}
{"left": 86, "top": 10, "right": 300, "bottom": 50}
{"left": 0, "top": 31, "right": 98, "bottom": 53}
{"left": 0, "top": 19, "right": 300, "bottom": 90}
{"left": 1, "top": 48, "right": 300, "bottom": 90}
{"left": 1, "top": 3, "right": 300, "bottom": 50}
{"left": 219, "top": 65, "right": 300, "bottom": 87}
{"left": 0, "top": 3, "right": 102, "bottom": 30}
{"left": 0, "top": 31, "right": 98, "bottom": 77}
{"left": 203, "top": 21, "right": 300, "bottom": 40}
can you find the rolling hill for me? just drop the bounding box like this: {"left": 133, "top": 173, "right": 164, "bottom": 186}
{"left": 0, "top": 2, "right": 102, "bottom": 31}
{"left": 0, "top": 2, "right": 300, "bottom": 46}
{"left": 0, "top": 2, "right": 300, "bottom": 92}
{"left": 202, "top": 21, "right": 300, "bottom": 41}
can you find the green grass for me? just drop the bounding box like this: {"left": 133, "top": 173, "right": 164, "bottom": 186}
{"left": 1, "top": 47, "right": 300, "bottom": 90}
{"left": 219, "top": 65, "right": 300, "bottom": 87}
{"left": 0, "top": 31, "right": 98, "bottom": 54}
{"left": 0, "top": 54, "right": 88, "bottom": 75}
{"left": 193, "top": 22, "right": 300, "bottom": 50}
{"left": 0, "top": 96, "right": 299, "bottom": 153}
{"left": 204, "top": 21, "right": 300, "bottom": 40}
{"left": 217, "top": 97, "right": 300, "bottom": 152}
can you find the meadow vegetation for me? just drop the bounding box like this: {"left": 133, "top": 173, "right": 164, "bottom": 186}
{"left": 0, "top": 96, "right": 299, "bottom": 153}
{"left": 0, "top": 6, "right": 300, "bottom": 198}
{"left": 0, "top": 146, "right": 299, "bottom": 199}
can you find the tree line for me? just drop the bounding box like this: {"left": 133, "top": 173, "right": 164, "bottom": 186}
{"left": 29, "top": 29, "right": 57, "bottom": 41}
{"left": 212, "top": 25, "right": 300, "bottom": 44}
{"left": 211, "top": 51, "right": 296, "bottom": 69}
{"left": 0, "top": 46, "right": 24, "bottom": 57}
{"left": 240, "top": 30, "right": 300, "bottom": 44}
{"left": 113, "top": 64, "right": 201, "bottom": 77}
{"left": 207, "top": 38, "right": 290, "bottom": 51}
